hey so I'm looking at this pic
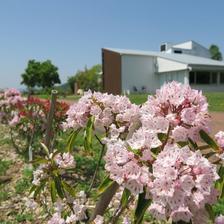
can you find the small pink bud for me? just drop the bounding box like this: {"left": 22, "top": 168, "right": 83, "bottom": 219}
{"left": 192, "top": 167, "right": 202, "bottom": 175}
{"left": 174, "top": 180, "right": 181, "bottom": 189}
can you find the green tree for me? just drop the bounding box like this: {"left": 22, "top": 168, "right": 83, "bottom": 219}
{"left": 67, "top": 75, "right": 77, "bottom": 93}
{"left": 21, "top": 60, "right": 61, "bottom": 92}
{"left": 68, "top": 64, "right": 102, "bottom": 92}
{"left": 21, "top": 60, "right": 41, "bottom": 94}
{"left": 38, "top": 60, "right": 61, "bottom": 90}
{"left": 209, "top": 44, "right": 223, "bottom": 61}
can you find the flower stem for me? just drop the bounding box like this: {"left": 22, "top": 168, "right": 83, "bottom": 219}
{"left": 110, "top": 195, "right": 134, "bottom": 224}
{"left": 88, "top": 142, "right": 105, "bottom": 193}
{"left": 90, "top": 181, "right": 119, "bottom": 221}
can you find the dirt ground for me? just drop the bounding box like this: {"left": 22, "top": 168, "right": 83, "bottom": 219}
{"left": 211, "top": 112, "right": 224, "bottom": 135}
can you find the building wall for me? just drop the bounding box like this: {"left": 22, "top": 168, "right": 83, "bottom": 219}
{"left": 102, "top": 49, "right": 121, "bottom": 94}
{"left": 157, "top": 57, "right": 188, "bottom": 73}
{"left": 159, "top": 70, "right": 189, "bottom": 86}
{"left": 171, "top": 41, "right": 211, "bottom": 58}
{"left": 121, "top": 55, "right": 159, "bottom": 93}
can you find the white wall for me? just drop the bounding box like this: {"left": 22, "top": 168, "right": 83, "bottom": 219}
{"left": 169, "top": 41, "right": 211, "bottom": 58}
{"left": 157, "top": 57, "right": 188, "bottom": 73}
{"left": 159, "top": 70, "right": 189, "bottom": 86}
{"left": 121, "top": 55, "right": 159, "bottom": 93}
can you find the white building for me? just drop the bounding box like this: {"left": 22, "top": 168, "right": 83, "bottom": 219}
{"left": 102, "top": 40, "right": 224, "bottom": 94}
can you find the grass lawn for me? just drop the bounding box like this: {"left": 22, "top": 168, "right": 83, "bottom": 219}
{"left": 129, "top": 92, "right": 224, "bottom": 112}
{"left": 204, "top": 92, "right": 224, "bottom": 112}
{"left": 35, "top": 92, "right": 224, "bottom": 112}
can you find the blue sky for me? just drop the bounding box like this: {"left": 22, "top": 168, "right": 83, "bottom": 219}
{"left": 0, "top": 0, "right": 224, "bottom": 89}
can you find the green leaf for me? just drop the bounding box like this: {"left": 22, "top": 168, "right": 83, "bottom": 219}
{"left": 29, "top": 185, "right": 36, "bottom": 195}
{"left": 31, "top": 157, "right": 48, "bottom": 165}
{"left": 220, "top": 180, "right": 224, "bottom": 199}
{"left": 97, "top": 175, "right": 114, "bottom": 195}
{"left": 66, "top": 129, "right": 80, "bottom": 152}
{"left": 188, "top": 138, "right": 198, "bottom": 150}
{"left": 205, "top": 204, "right": 215, "bottom": 222}
{"left": 53, "top": 176, "right": 64, "bottom": 199}
{"left": 218, "top": 166, "right": 224, "bottom": 177}
{"left": 84, "top": 116, "right": 94, "bottom": 151}
{"left": 199, "top": 130, "right": 219, "bottom": 151}
{"left": 121, "top": 188, "right": 131, "bottom": 208}
{"left": 134, "top": 192, "right": 151, "bottom": 224}
{"left": 217, "top": 166, "right": 224, "bottom": 199}
{"left": 50, "top": 180, "right": 57, "bottom": 202}
{"left": 127, "top": 145, "right": 141, "bottom": 156}
{"left": 157, "top": 133, "right": 167, "bottom": 142}
{"left": 40, "top": 143, "right": 50, "bottom": 156}
{"left": 33, "top": 180, "right": 46, "bottom": 199}
{"left": 62, "top": 181, "right": 76, "bottom": 197}
{"left": 177, "top": 141, "right": 188, "bottom": 147}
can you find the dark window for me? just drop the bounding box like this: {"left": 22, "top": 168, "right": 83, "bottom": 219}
{"left": 220, "top": 73, "right": 224, "bottom": 84}
{"left": 189, "top": 72, "right": 195, "bottom": 84}
{"left": 211, "top": 72, "right": 217, "bottom": 84}
{"left": 174, "top": 50, "right": 182, "bottom": 54}
{"left": 196, "top": 72, "right": 210, "bottom": 84}
{"left": 160, "top": 44, "right": 166, "bottom": 52}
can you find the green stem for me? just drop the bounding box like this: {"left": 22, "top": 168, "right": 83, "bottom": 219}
{"left": 110, "top": 195, "right": 134, "bottom": 224}
{"left": 161, "top": 125, "right": 171, "bottom": 150}
{"left": 90, "top": 182, "right": 119, "bottom": 221}
{"left": 88, "top": 135, "right": 105, "bottom": 193}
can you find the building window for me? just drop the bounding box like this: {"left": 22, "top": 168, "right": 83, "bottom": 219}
{"left": 160, "top": 44, "right": 166, "bottom": 52}
{"left": 220, "top": 73, "right": 224, "bottom": 84}
{"left": 196, "top": 72, "right": 210, "bottom": 84}
{"left": 189, "top": 72, "right": 195, "bottom": 84}
{"left": 174, "top": 50, "right": 182, "bottom": 54}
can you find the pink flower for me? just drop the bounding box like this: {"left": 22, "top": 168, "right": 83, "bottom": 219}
{"left": 140, "top": 81, "right": 210, "bottom": 142}
{"left": 149, "top": 144, "right": 219, "bottom": 222}
{"left": 64, "top": 91, "right": 140, "bottom": 136}
{"left": 54, "top": 153, "right": 75, "bottom": 169}
{"left": 127, "top": 127, "right": 161, "bottom": 150}
{"left": 215, "top": 215, "right": 224, "bottom": 224}
{"left": 104, "top": 139, "right": 152, "bottom": 195}
{"left": 4, "top": 88, "right": 21, "bottom": 98}
{"left": 48, "top": 213, "right": 65, "bottom": 224}
{"left": 93, "top": 215, "right": 104, "bottom": 224}
{"left": 9, "top": 114, "right": 20, "bottom": 126}
{"left": 215, "top": 131, "right": 224, "bottom": 150}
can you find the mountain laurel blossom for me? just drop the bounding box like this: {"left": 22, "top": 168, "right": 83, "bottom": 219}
{"left": 25, "top": 82, "right": 223, "bottom": 223}
{"left": 215, "top": 131, "right": 224, "bottom": 150}
{"left": 215, "top": 215, "right": 224, "bottom": 224}
{"left": 54, "top": 152, "right": 75, "bottom": 169}
{"left": 140, "top": 81, "right": 210, "bottom": 142}
{"left": 63, "top": 91, "right": 140, "bottom": 135}
{"left": 104, "top": 137, "right": 154, "bottom": 195}
{"left": 149, "top": 144, "right": 219, "bottom": 223}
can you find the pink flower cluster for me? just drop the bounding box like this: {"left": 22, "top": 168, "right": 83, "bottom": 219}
{"left": 149, "top": 144, "right": 219, "bottom": 223}
{"left": 32, "top": 165, "right": 47, "bottom": 186}
{"left": 215, "top": 131, "right": 224, "bottom": 150}
{"left": 32, "top": 152, "right": 75, "bottom": 186}
{"left": 215, "top": 215, "right": 224, "bottom": 224}
{"left": 0, "top": 88, "right": 24, "bottom": 124}
{"left": 47, "top": 191, "right": 87, "bottom": 224}
{"left": 54, "top": 152, "right": 75, "bottom": 169}
{"left": 2, "top": 88, "right": 24, "bottom": 106}
{"left": 104, "top": 130, "right": 160, "bottom": 194}
{"left": 140, "top": 81, "right": 210, "bottom": 142}
{"left": 64, "top": 91, "right": 140, "bottom": 134}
